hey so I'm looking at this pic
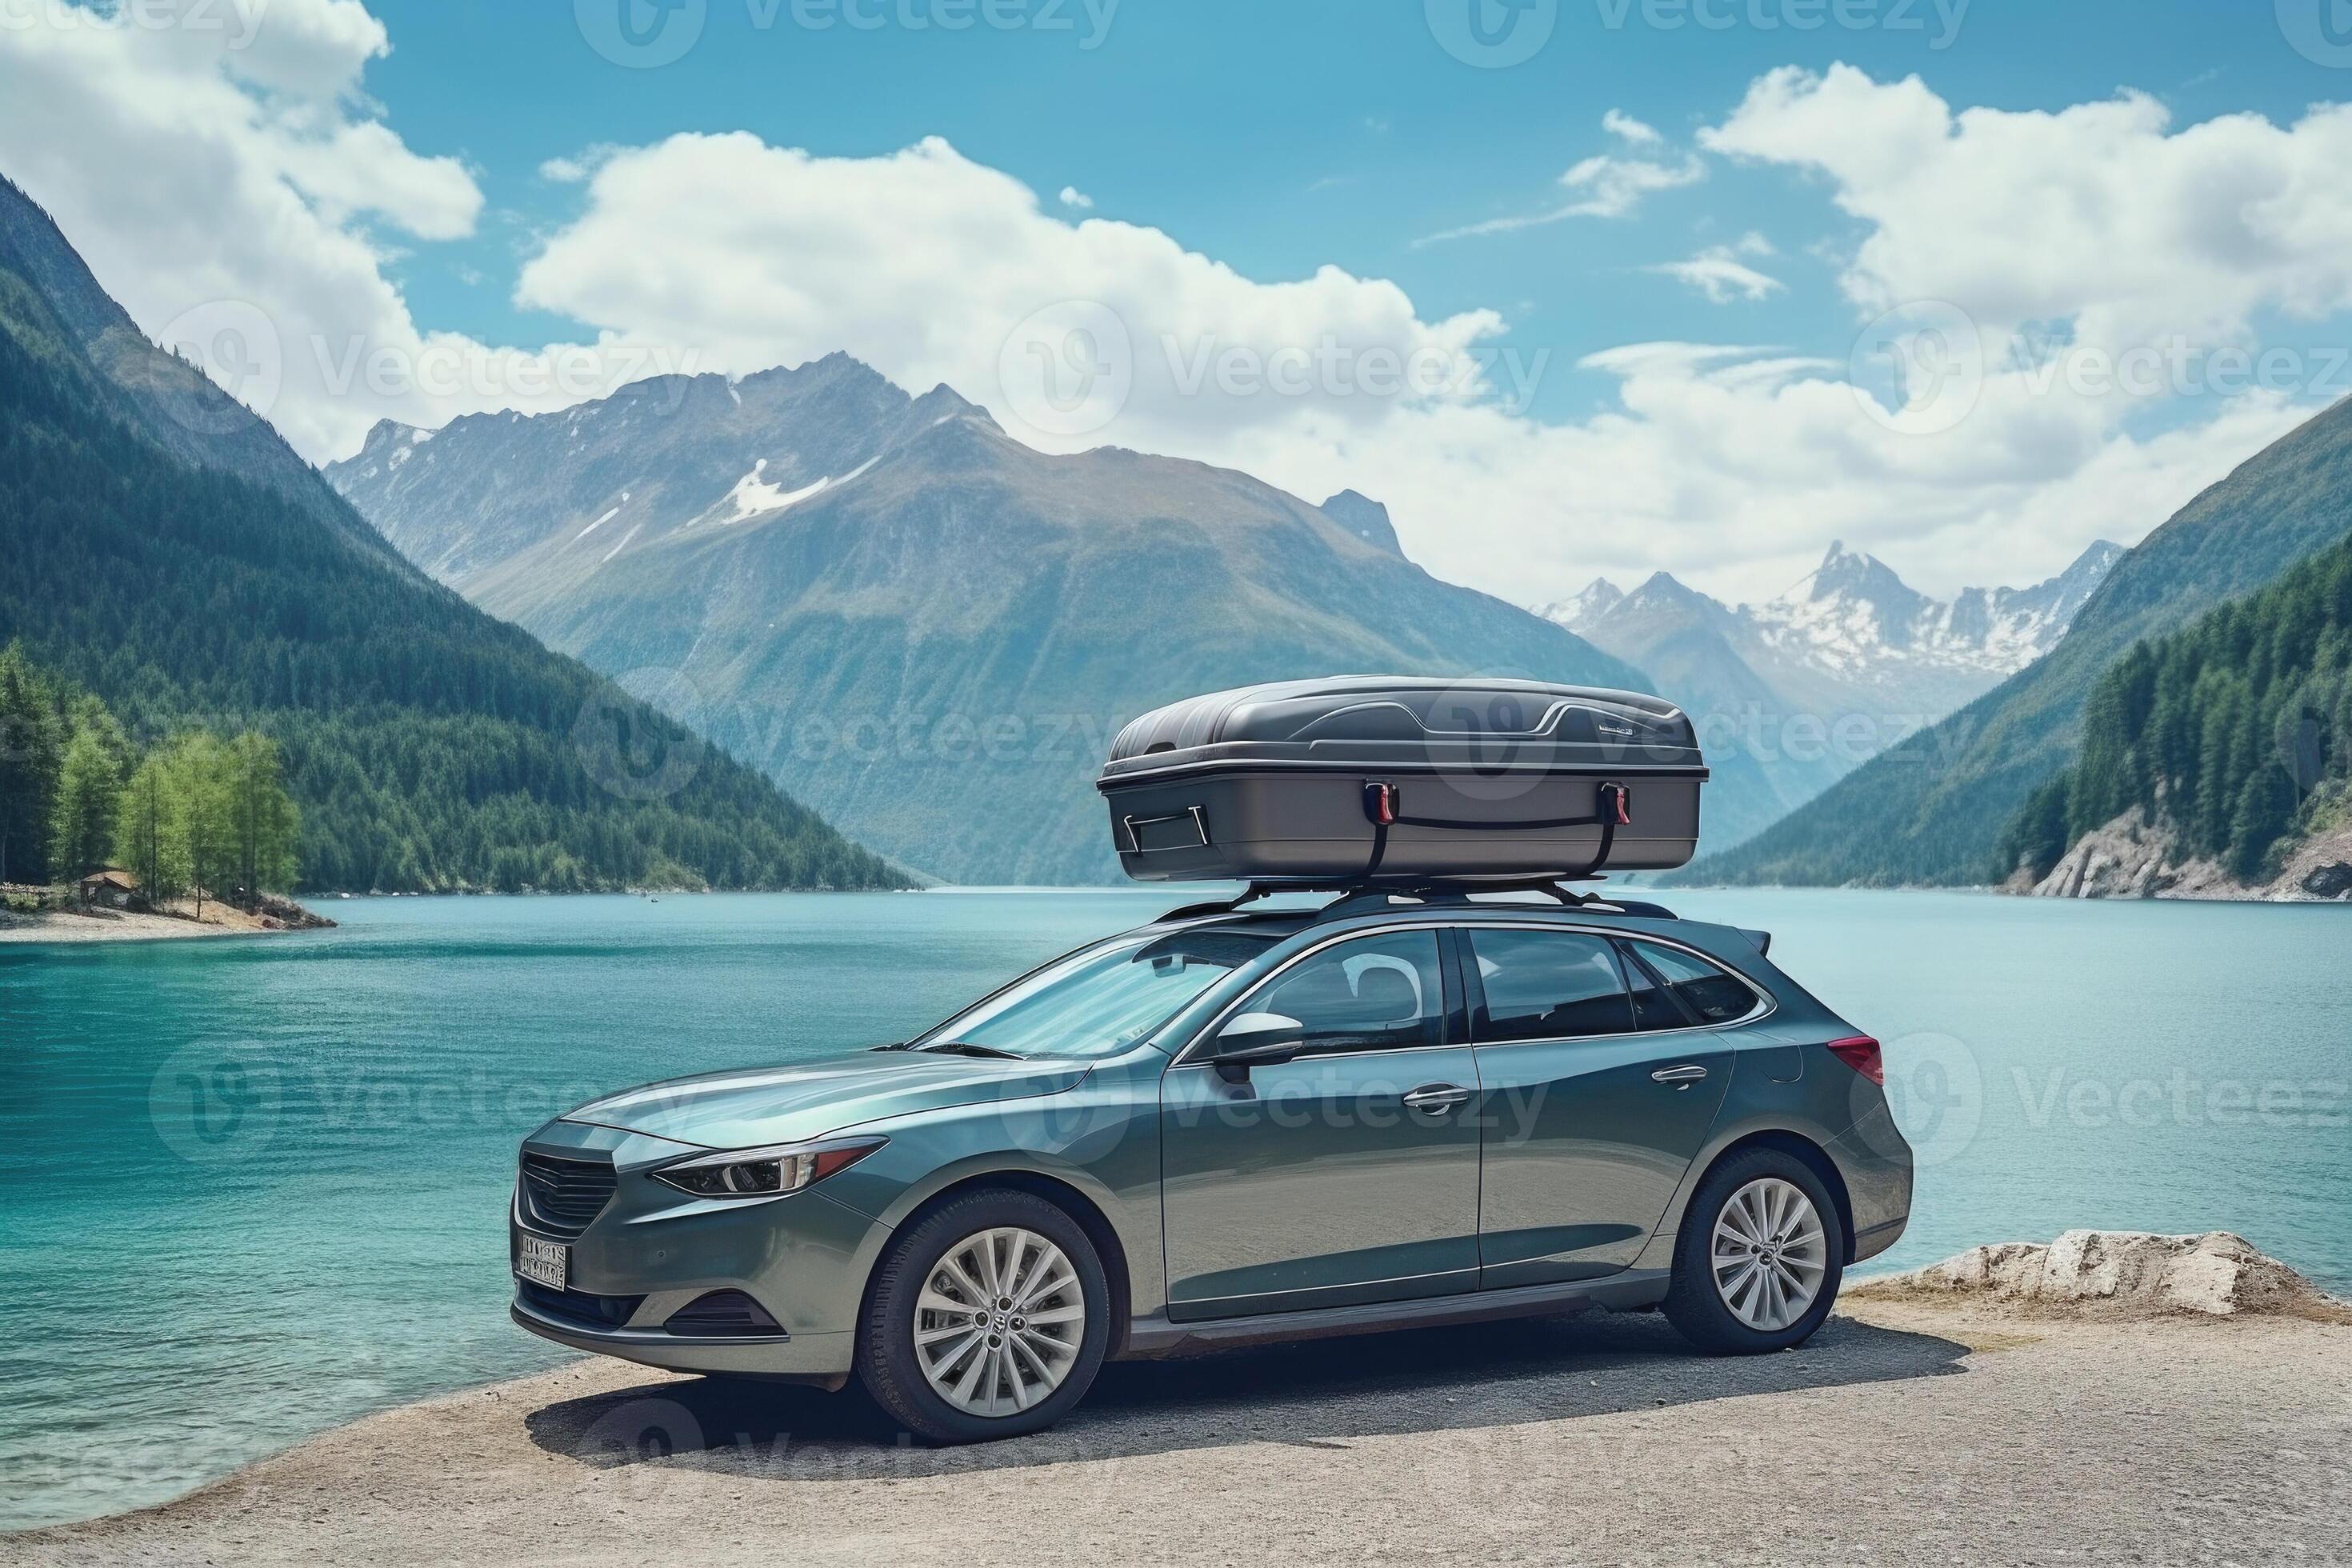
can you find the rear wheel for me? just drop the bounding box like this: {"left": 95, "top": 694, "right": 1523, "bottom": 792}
{"left": 857, "top": 1189, "right": 1110, "bottom": 1442}
{"left": 1663, "top": 1148, "right": 1844, "bottom": 1354}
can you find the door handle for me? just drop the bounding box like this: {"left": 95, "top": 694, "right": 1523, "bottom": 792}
{"left": 1402, "top": 1084, "right": 1473, "bottom": 1114}
{"left": 1651, "top": 1065, "right": 1709, "bottom": 1085}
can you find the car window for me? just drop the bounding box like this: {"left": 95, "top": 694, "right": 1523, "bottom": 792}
{"left": 917, "top": 928, "right": 1278, "bottom": 1058}
{"left": 1619, "top": 942, "right": 1690, "bottom": 1030}
{"left": 1628, "top": 941, "right": 1758, "bottom": 1024}
{"left": 1234, "top": 930, "right": 1444, "bottom": 1055}
{"left": 1466, "top": 929, "right": 1632, "bottom": 1042}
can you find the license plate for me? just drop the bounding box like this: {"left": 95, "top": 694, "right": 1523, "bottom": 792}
{"left": 514, "top": 1234, "right": 567, "bottom": 1291}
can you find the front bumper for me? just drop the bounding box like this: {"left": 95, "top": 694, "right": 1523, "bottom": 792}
{"left": 508, "top": 1118, "right": 882, "bottom": 1380}
{"left": 509, "top": 1294, "right": 854, "bottom": 1379}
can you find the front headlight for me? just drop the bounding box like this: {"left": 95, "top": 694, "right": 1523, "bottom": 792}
{"left": 651, "top": 1138, "right": 885, "bottom": 1199}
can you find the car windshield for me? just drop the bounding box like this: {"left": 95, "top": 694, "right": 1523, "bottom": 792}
{"left": 911, "top": 928, "right": 1277, "bottom": 1060}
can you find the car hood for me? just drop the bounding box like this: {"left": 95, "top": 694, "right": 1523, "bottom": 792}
{"left": 562, "top": 1052, "right": 1091, "bottom": 1150}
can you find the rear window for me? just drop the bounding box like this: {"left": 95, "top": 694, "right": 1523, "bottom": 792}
{"left": 1626, "top": 940, "right": 1759, "bottom": 1024}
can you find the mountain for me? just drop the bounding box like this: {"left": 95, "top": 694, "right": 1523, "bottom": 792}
{"left": 1681, "top": 395, "right": 2352, "bottom": 888}
{"left": 0, "top": 171, "right": 894, "bottom": 894}
{"left": 1542, "top": 541, "right": 2122, "bottom": 824}
{"left": 1997, "top": 530, "right": 2352, "bottom": 900}
{"left": 325, "top": 359, "right": 1766, "bottom": 885}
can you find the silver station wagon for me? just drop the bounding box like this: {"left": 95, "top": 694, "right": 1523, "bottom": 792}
{"left": 511, "top": 884, "right": 1913, "bottom": 1442}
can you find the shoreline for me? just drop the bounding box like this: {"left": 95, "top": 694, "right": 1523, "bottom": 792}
{"left": 0, "top": 899, "right": 334, "bottom": 946}
{"left": 7, "top": 1292, "right": 2345, "bottom": 1564}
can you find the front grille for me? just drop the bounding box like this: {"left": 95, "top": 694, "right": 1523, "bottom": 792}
{"left": 518, "top": 1150, "right": 617, "bottom": 1238}
{"left": 518, "top": 1279, "right": 646, "bottom": 1330}
{"left": 664, "top": 1290, "right": 784, "bottom": 1338}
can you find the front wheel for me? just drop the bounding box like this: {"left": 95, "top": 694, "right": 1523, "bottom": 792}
{"left": 1662, "top": 1149, "right": 1845, "bottom": 1354}
{"left": 857, "top": 1189, "right": 1111, "bottom": 1442}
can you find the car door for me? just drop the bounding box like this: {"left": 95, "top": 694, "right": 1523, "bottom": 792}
{"left": 1159, "top": 927, "right": 1482, "bottom": 1320}
{"left": 1463, "top": 926, "right": 1736, "bottom": 1288}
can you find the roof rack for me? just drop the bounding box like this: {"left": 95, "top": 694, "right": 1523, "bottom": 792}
{"left": 1158, "top": 877, "right": 1678, "bottom": 926}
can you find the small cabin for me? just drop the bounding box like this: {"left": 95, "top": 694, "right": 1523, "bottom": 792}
{"left": 78, "top": 868, "right": 141, "bottom": 909}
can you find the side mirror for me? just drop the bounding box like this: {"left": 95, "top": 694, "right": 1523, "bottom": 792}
{"left": 1212, "top": 1012, "right": 1304, "bottom": 1083}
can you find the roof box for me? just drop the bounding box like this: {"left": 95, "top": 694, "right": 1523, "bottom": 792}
{"left": 1096, "top": 677, "right": 1707, "bottom": 884}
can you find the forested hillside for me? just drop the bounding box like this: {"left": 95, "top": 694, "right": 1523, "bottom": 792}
{"left": 1677, "top": 395, "right": 2352, "bottom": 888}
{"left": 1999, "top": 532, "right": 2352, "bottom": 885}
{"left": 0, "top": 174, "right": 897, "bottom": 894}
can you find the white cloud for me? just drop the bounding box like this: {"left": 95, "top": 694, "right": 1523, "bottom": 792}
{"left": 1419, "top": 114, "right": 1702, "bottom": 243}
{"left": 1650, "top": 233, "right": 1783, "bottom": 303}
{"left": 518, "top": 133, "right": 1505, "bottom": 454}
{"left": 0, "top": 7, "right": 688, "bottom": 459}
{"left": 1058, "top": 185, "right": 1093, "bottom": 210}
{"left": 1702, "top": 64, "right": 2352, "bottom": 354}
{"left": 1602, "top": 109, "right": 1663, "bottom": 145}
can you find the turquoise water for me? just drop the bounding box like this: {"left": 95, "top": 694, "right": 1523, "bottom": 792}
{"left": 2, "top": 889, "right": 2346, "bottom": 1530}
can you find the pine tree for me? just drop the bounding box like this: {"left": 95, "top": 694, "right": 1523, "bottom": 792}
{"left": 165, "top": 733, "right": 234, "bottom": 916}
{"left": 0, "top": 643, "right": 62, "bottom": 886}
{"left": 2227, "top": 766, "right": 2297, "bottom": 881}
{"left": 226, "top": 730, "right": 299, "bottom": 898}
{"left": 49, "top": 723, "right": 123, "bottom": 886}
{"left": 114, "top": 757, "right": 183, "bottom": 906}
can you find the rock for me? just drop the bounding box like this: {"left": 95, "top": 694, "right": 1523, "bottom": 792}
{"left": 2299, "top": 862, "right": 2352, "bottom": 899}
{"left": 1851, "top": 1230, "right": 2347, "bottom": 1321}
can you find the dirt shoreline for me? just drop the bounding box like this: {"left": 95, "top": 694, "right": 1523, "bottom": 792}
{"left": 0, "top": 900, "right": 332, "bottom": 946}
{"left": 7, "top": 1294, "right": 2346, "bottom": 1566}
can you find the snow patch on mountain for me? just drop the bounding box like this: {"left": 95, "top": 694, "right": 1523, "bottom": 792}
{"left": 722, "top": 454, "right": 883, "bottom": 523}
{"left": 1537, "top": 578, "right": 1625, "bottom": 630}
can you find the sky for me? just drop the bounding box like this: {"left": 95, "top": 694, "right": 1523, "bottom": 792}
{"left": 6, "top": 0, "right": 2352, "bottom": 607}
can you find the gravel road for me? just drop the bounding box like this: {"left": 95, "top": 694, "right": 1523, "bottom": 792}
{"left": 7, "top": 1298, "right": 2347, "bottom": 1567}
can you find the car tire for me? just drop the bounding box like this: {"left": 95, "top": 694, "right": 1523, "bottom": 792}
{"left": 1662, "top": 1147, "right": 1846, "bottom": 1355}
{"left": 856, "top": 1188, "right": 1112, "bottom": 1443}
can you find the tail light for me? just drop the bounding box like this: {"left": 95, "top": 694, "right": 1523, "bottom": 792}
{"left": 1826, "top": 1036, "right": 1883, "bottom": 1086}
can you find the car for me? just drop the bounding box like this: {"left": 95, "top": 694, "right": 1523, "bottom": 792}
{"left": 509, "top": 884, "right": 1914, "bottom": 1442}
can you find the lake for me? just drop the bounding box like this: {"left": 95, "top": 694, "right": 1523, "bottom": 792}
{"left": 2, "top": 888, "right": 2346, "bottom": 1530}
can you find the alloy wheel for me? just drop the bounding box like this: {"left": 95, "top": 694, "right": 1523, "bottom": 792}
{"left": 1710, "top": 1176, "right": 1829, "bottom": 1333}
{"left": 912, "top": 1226, "right": 1086, "bottom": 1418}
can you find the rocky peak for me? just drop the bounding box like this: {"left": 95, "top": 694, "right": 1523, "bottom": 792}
{"left": 1534, "top": 577, "right": 1624, "bottom": 630}
{"left": 1318, "top": 490, "right": 1403, "bottom": 557}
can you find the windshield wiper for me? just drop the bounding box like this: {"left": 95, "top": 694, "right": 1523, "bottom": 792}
{"left": 910, "top": 1041, "right": 1026, "bottom": 1060}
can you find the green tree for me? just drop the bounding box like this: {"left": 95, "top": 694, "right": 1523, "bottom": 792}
{"left": 164, "top": 733, "right": 234, "bottom": 916}
{"left": 49, "top": 722, "right": 124, "bottom": 885}
{"left": 114, "top": 756, "right": 186, "bottom": 906}
{"left": 2227, "top": 766, "right": 2298, "bottom": 881}
{"left": 226, "top": 730, "right": 299, "bottom": 898}
{"left": 0, "top": 643, "right": 62, "bottom": 886}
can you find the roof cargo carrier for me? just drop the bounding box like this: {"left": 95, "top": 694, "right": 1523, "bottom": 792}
{"left": 1096, "top": 677, "right": 1709, "bottom": 885}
